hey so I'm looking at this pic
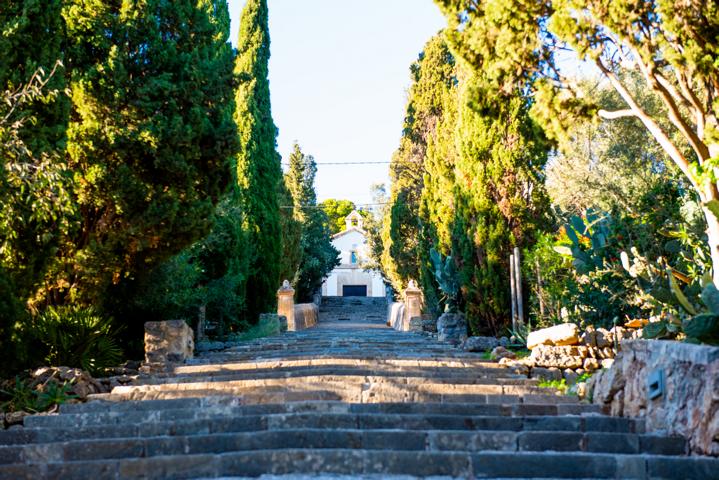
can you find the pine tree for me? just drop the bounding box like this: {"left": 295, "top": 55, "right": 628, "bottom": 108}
{"left": 60, "top": 0, "right": 238, "bottom": 318}
{"left": 234, "top": 0, "right": 283, "bottom": 321}
{"left": 284, "top": 143, "right": 339, "bottom": 302}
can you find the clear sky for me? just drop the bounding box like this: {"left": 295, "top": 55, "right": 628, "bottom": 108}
{"left": 229, "top": 0, "right": 446, "bottom": 205}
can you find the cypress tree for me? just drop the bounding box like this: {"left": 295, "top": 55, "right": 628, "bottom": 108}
{"left": 382, "top": 34, "right": 456, "bottom": 300}
{"left": 234, "top": 0, "right": 282, "bottom": 321}
{"left": 284, "top": 143, "right": 339, "bottom": 302}
{"left": 452, "top": 76, "right": 550, "bottom": 334}
{"left": 60, "top": 0, "right": 238, "bottom": 317}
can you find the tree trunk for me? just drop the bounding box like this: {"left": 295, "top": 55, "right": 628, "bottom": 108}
{"left": 701, "top": 203, "right": 719, "bottom": 286}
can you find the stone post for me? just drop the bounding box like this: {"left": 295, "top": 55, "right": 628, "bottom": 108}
{"left": 277, "top": 280, "right": 296, "bottom": 331}
{"left": 403, "top": 280, "right": 423, "bottom": 331}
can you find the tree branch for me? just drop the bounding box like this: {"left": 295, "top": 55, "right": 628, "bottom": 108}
{"left": 597, "top": 109, "right": 636, "bottom": 119}
{"left": 595, "top": 57, "right": 697, "bottom": 190}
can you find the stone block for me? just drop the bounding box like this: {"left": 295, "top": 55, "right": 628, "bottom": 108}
{"left": 292, "top": 303, "right": 318, "bottom": 331}
{"left": 527, "top": 323, "right": 580, "bottom": 349}
{"left": 437, "top": 312, "right": 467, "bottom": 345}
{"left": 529, "top": 345, "right": 586, "bottom": 369}
{"left": 143, "top": 320, "right": 194, "bottom": 366}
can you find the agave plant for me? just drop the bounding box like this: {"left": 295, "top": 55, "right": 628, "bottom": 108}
{"left": 429, "top": 248, "right": 460, "bottom": 313}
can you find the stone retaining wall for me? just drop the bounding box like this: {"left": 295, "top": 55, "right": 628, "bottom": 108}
{"left": 291, "top": 303, "right": 318, "bottom": 331}
{"left": 590, "top": 339, "right": 719, "bottom": 456}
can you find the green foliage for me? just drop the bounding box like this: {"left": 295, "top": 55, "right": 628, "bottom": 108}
{"left": 234, "top": 0, "right": 282, "bottom": 322}
{"left": 320, "top": 199, "right": 357, "bottom": 235}
{"left": 284, "top": 144, "right": 339, "bottom": 302}
{"left": 537, "top": 379, "right": 569, "bottom": 395}
{"left": 58, "top": 0, "right": 238, "bottom": 310}
{"left": 0, "top": 376, "right": 76, "bottom": 414}
{"left": 28, "top": 306, "right": 123, "bottom": 376}
{"left": 383, "top": 35, "right": 456, "bottom": 296}
{"left": 226, "top": 313, "right": 282, "bottom": 342}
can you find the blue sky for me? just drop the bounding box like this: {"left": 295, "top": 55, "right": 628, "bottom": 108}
{"left": 229, "top": 0, "right": 446, "bottom": 205}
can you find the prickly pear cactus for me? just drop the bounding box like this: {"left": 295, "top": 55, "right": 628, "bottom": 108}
{"left": 430, "top": 248, "right": 460, "bottom": 313}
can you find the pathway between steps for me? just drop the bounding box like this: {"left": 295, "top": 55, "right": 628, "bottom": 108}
{"left": 0, "top": 298, "right": 716, "bottom": 479}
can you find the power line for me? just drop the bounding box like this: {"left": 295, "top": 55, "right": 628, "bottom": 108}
{"left": 281, "top": 161, "right": 391, "bottom": 166}
{"left": 280, "top": 203, "right": 389, "bottom": 209}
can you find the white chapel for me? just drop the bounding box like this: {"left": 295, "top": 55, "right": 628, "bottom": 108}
{"left": 321, "top": 210, "right": 386, "bottom": 297}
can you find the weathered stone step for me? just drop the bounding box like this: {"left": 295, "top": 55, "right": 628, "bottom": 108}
{"left": 0, "top": 428, "right": 688, "bottom": 466}
{"left": 2, "top": 448, "right": 716, "bottom": 479}
{"left": 135, "top": 370, "right": 534, "bottom": 386}
{"left": 21, "top": 406, "right": 625, "bottom": 432}
{"left": 178, "top": 357, "right": 506, "bottom": 372}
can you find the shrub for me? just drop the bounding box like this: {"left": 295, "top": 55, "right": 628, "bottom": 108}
{"left": 29, "top": 306, "right": 123, "bottom": 376}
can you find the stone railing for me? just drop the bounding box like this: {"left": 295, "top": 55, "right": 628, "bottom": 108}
{"left": 388, "top": 280, "right": 424, "bottom": 332}
{"left": 591, "top": 339, "right": 719, "bottom": 456}
{"left": 277, "top": 280, "right": 319, "bottom": 332}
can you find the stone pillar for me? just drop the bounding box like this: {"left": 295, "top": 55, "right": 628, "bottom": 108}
{"left": 403, "top": 280, "right": 422, "bottom": 331}
{"left": 277, "top": 280, "right": 296, "bottom": 331}
{"left": 142, "top": 320, "right": 194, "bottom": 373}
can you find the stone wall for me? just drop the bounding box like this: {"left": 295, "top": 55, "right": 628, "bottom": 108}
{"left": 590, "top": 339, "right": 719, "bottom": 456}
{"left": 291, "top": 303, "right": 318, "bottom": 331}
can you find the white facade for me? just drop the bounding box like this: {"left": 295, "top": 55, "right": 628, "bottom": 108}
{"left": 321, "top": 211, "right": 386, "bottom": 297}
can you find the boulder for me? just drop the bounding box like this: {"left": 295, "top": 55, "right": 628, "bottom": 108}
{"left": 499, "top": 336, "right": 510, "bottom": 347}
{"left": 462, "top": 336, "right": 499, "bottom": 353}
{"left": 526, "top": 323, "right": 580, "bottom": 349}
{"left": 490, "top": 346, "right": 516, "bottom": 361}
{"left": 437, "top": 313, "right": 467, "bottom": 345}
{"left": 529, "top": 345, "right": 587, "bottom": 369}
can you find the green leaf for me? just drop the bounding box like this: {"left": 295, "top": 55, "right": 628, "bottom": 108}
{"left": 564, "top": 224, "right": 579, "bottom": 245}
{"left": 668, "top": 268, "right": 697, "bottom": 315}
{"left": 682, "top": 314, "right": 719, "bottom": 343}
{"left": 642, "top": 321, "right": 668, "bottom": 339}
{"left": 569, "top": 216, "right": 586, "bottom": 237}
{"left": 700, "top": 283, "right": 719, "bottom": 315}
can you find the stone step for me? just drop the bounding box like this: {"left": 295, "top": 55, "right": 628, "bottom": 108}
{"left": 0, "top": 428, "right": 688, "bottom": 466}
{"left": 1, "top": 449, "right": 716, "bottom": 479}
{"left": 21, "top": 405, "right": 621, "bottom": 432}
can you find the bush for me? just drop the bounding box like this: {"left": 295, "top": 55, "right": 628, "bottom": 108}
{"left": 29, "top": 306, "right": 123, "bottom": 376}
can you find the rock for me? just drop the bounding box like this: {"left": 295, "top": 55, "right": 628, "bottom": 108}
{"left": 490, "top": 346, "right": 516, "bottom": 361}
{"left": 437, "top": 313, "right": 468, "bottom": 345}
{"left": 499, "top": 358, "right": 530, "bottom": 376}
{"left": 5, "top": 411, "right": 28, "bottom": 427}
{"left": 601, "top": 358, "right": 615, "bottom": 369}
{"left": 408, "top": 316, "right": 424, "bottom": 333}
{"left": 564, "top": 369, "right": 579, "bottom": 385}
{"left": 31, "top": 366, "right": 106, "bottom": 401}
{"left": 529, "top": 345, "right": 587, "bottom": 369}
{"left": 420, "top": 316, "right": 437, "bottom": 333}
{"left": 499, "top": 336, "right": 510, "bottom": 347}
{"left": 581, "top": 327, "right": 611, "bottom": 348}
{"left": 575, "top": 382, "right": 588, "bottom": 399}
{"left": 462, "top": 336, "right": 499, "bottom": 353}
{"left": 526, "top": 323, "right": 580, "bottom": 349}
{"left": 143, "top": 320, "right": 194, "bottom": 367}
{"left": 583, "top": 357, "right": 600, "bottom": 372}
{"left": 531, "top": 366, "right": 562, "bottom": 381}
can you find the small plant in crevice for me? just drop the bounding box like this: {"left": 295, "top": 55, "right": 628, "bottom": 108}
{"left": 0, "top": 376, "right": 76, "bottom": 414}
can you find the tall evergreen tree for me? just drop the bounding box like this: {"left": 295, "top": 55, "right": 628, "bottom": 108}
{"left": 382, "top": 35, "right": 456, "bottom": 296}
{"left": 452, "top": 76, "right": 550, "bottom": 334}
{"left": 59, "top": 0, "right": 238, "bottom": 321}
{"left": 234, "top": 0, "right": 282, "bottom": 321}
{"left": 284, "top": 143, "right": 339, "bottom": 302}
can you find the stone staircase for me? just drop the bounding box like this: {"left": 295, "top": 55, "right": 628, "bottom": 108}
{"left": 0, "top": 315, "right": 717, "bottom": 479}
{"left": 318, "top": 296, "right": 387, "bottom": 324}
